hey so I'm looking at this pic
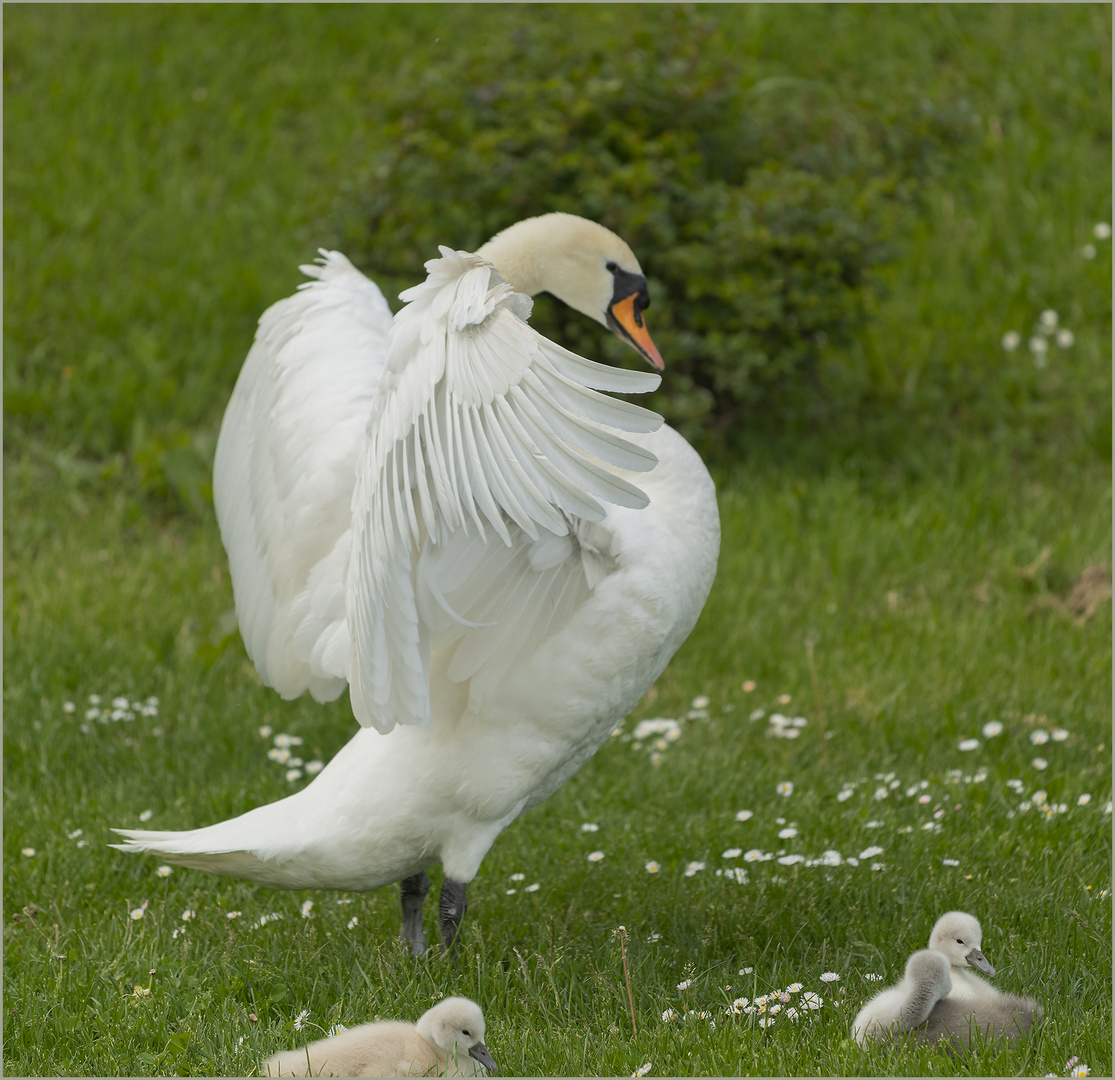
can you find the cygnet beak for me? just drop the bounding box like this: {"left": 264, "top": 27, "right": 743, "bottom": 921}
{"left": 606, "top": 290, "right": 664, "bottom": 372}
{"left": 966, "top": 947, "right": 995, "bottom": 975}
{"left": 469, "top": 1040, "right": 498, "bottom": 1073}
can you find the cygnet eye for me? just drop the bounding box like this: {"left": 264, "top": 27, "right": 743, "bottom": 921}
{"left": 956, "top": 938, "right": 965, "bottom": 944}
{"left": 606, "top": 261, "right": 618, "bottom": 273}
{"left": 462, "top": 1029, "right": 471, "bottom": 1036}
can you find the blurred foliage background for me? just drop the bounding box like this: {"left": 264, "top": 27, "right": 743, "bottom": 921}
{"left": 4, "top": 4, "right": 1110, "bottom": 517}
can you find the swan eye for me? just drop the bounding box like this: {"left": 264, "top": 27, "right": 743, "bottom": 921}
{"left": 606, "top": 261, "right": 618, "bottom": 273}
{"left": 462, "top": 1029, "right": 471, "bottom": 1036}
{"left": 956, "top": 938, "right": 964, "bottom": 944}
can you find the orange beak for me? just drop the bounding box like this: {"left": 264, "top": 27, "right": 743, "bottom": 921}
{"left": 608, "top": 293, "right": 664, "bottom": 372}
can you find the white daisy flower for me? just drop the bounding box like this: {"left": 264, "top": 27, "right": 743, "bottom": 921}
{"left": 982, "top": 721, "right": 1003, "bottom": 738}
{"left": 130, "top": 902, "right": 149, "bottom": 920}
{"left": 346, "top": 916, "right": 358, "bottom": 929}
{"left": 722, "top": 848, "right": 743, "bottom": 859}
{"left": 139, "top": 810, "right": 153, "bottom": 822}
{"left": 1094, "top": 222, "right": 1111, "bottom": 239}
{"left": 1001, "top": 331, "right": 1021, "bottom": 351}
{"left": 301, "top": 900, "right": 314, "bottom": 918}
{"left": 1077, "top": 794, "right": 1091, "bottom": 806}
{"left": 957, "top": 738, "right": 979, "bottom": 752}
{"left": 587, "top": 851, "right": 605, "bottom": 863}
{"left": 1056, "top": 329, "right": 1075, "bottom": 348}
{"left": 677, "top": 978, "right": 694, "bottom": 991}
{"left": 858, "top": 846, "right": 883, "bottom": 859}
{"left": 1030, "top": 729, "right": 1050, "bottom": 745}
{"left": 226, "top": 910, "right": 241, "bottom": 920}
{"left": 683, "top": 861, "right": 705, "bottom": 876}
{"left": 258, "top": 725, "right": 272, "bottom": 738}
{"left": 632, "top": 1063, "right": 652, "bottom": 1077}
{"left": 1051, "top": 728, "right": 1069, "bottom": 741}
{"left": 1032, "top": 757, "right": 1048, "bottom": 771}
{"left": 661, "top": 1008, "right": 677, "bottom": 1022}
{"left": 525, "top": 883, "right": 540, "bottom": 893}
{"left": 293, "top": 1009, "right": 309, "bottom": 1031}
{"left": 777, "top": 827, "right": 798, "bottom": 839}
{"left": 776, "top": 781, "right": 794, "bottom": 797}
{"left": 156, "top": 865, "right": 172, "bottom": 878}
{"left": 580, "top": 822, "right": 600, "bottom": 833}
{"left": 734, "top": 810, "right": 754, "bottom": 822}
{"left": 820, "top": 972, "right": 840, "bottom": 983}
{"left": 328, "top": 1024, "right": 347, "bottom": 1037}
{"left": 1083, "top": 243, "right": 1097, "bottom": 259}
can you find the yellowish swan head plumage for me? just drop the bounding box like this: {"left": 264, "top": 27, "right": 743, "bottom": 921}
{"left": 475, "top": 212, "right": 663, "bottom": 370}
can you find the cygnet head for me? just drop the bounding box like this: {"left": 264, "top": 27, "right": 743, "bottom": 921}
{"left": 416, "top": 996, "right": 497, "bottom": 1074}
{"left": 928, "top": 911, "right": 995, "bottom": 976}
{"left": 475, "top": 212, "right": 663, "bottom": 371}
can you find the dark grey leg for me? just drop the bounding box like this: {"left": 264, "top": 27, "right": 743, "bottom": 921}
{"left": 400, "top": 872, "right": 431, "bottom": 957}
{"left": 439, "top": 878, "right": 468, "bottom": 957}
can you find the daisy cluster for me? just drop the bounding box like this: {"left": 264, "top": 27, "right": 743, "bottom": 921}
{"left": 258, "top": 725, "right": 324, "bottom": 783}
{"left": 956, "top": 716, "right": 1076, "bottom": 775}
{"left": 1001, "top": 307, "right": 1077, "bottom": 368}
{"left": 1080, "top": 219, "right": 1111, "bottom": 260}
{"left": 69, "top": 692, "right": 160, "bottom": 735}
{"left": 503, "top": 871, "right": 541, "bottom": 895}
{"left": 142, "top": 895, "right": 366, "bottom": 939}
{"left": 663, "top": 970, "right": 845, "bottom": 1030}
{"left": 597, "top": 685, "right": 1107, "bottom": 889}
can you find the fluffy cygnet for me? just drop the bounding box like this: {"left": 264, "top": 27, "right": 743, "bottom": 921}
{"left": 852, "top": 912, "right": 1041, "bottom": 1053}
{"left": 262, "top": 996, "right": 496, "bottom": 1077}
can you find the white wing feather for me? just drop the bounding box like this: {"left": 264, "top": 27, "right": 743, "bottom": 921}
{"left": 348, "top": 247, "right": 663, "bottom": 732}
{"left": 213, "top": 250, "right": 392, "bottom": 702}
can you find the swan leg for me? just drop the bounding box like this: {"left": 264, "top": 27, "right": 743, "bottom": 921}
{"left": 438, "top": 879, "right": 468, "bottom": 957}
{"left": 400, "top": 872, "right": 431, "bottom": 957}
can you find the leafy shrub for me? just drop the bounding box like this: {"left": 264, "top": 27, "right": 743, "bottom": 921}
{"left": 341, "top": 6, "right": 975, "bottom": 455}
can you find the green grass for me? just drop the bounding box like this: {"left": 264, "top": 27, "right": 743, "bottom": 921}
{"left": 4, "top": 4, "right": 1111, "bottom": 1078}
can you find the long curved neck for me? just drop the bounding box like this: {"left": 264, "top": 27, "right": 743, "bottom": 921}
{"left": 473, "top": 213, "right": 635, "bottom": 328}
{"left": 474, "top": 216, "right": 568, "bottom": 296}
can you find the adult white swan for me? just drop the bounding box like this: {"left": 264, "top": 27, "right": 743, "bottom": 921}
{"left": 114, "top": 213, "right": 720, "bottom": 954}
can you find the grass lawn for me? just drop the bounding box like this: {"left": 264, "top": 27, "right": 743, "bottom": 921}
{"left": 4, "top": 5, "right": 1111, "bottom": 1078}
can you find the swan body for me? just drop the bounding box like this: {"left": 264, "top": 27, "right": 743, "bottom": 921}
{"left": 262, "top": 996, "right": 496, "bottom": 1077}
{"left": 852, "top": 912, "right": 1041, "bottom": 1054}
{"left": 112, "top": 214, "right": 720, "bottom": 950}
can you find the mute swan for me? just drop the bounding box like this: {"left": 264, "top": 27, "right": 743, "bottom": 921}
{"left": 852, "top": 912, "right": 1041, "bottom": 1053}
{"left": 113, "top": 213, "right": 720, "bottom": 955}
{"left": 262, "top": 996, "right": 496, "bottom": 1077}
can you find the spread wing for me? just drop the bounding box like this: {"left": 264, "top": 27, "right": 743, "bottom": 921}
{"left": 348, "top": 247, "right": 663, "bottom": 732}
{"left": 213, "top": 250, "right": 392, "bottom": 703}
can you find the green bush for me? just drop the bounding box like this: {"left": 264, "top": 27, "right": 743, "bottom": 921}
{"left": 342, "top": 6, "right": 976, "bottom": 454}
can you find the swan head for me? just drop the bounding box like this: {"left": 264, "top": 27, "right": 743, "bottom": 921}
{"left": 928, "top": 911, "right": 996, "bottom": 976}
{"left": 416, "top": 996, "right": 497, "bottom": 1074}
{"left": 475, "top": 212, "right": 663, "bottom": 371}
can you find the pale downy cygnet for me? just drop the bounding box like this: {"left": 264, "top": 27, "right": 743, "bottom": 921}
{"left": 852, "top": 912, "right": 1041, "bottom": 1053}
{"left": 262, "top": 996, "right": 497, "bottom": 1077}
